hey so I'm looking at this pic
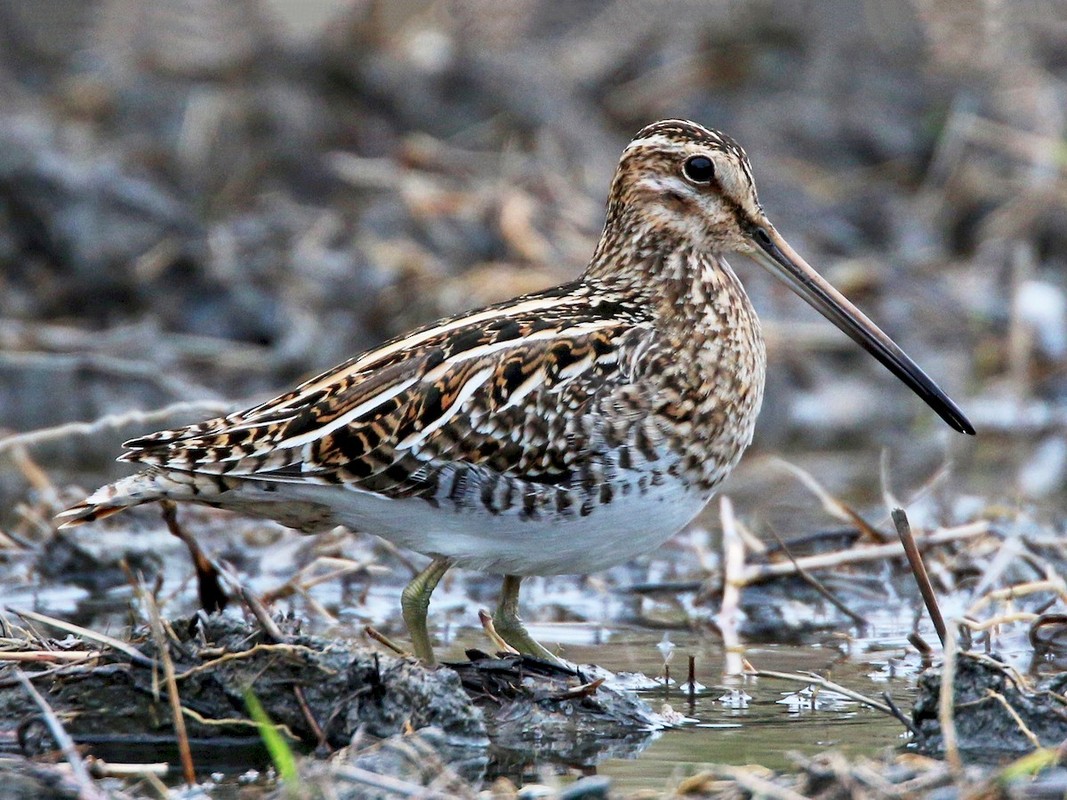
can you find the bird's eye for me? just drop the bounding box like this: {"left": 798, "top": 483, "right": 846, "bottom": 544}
{"left": 683, "top": 155, "right": 715, "bottom": 183}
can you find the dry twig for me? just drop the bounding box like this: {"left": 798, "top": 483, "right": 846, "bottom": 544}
{"left": 766, "top": 526, "right": 868, "bottom": 628}
{"left": 892, "top": 508, "right": 947, "bottom": 647}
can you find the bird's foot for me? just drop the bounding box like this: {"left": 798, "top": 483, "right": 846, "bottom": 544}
{"left": 491, "top": 577, "right": 566, "bottom": 667}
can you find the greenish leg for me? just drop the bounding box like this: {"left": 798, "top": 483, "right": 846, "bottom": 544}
{"left": 401, "top": 557, "right": 453, "bottom": 664}
{"left": 493, "top": 575, "right": 565, "bottom": 666}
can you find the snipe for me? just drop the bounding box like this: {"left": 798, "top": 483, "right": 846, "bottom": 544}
{"left": 58, "top": 120, "right": 974, "bottom": 664}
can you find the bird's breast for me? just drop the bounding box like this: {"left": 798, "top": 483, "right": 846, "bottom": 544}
{"left": 647, "top": 259, "right": 768, "bottom": 492}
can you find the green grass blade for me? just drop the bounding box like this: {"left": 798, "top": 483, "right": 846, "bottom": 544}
{"left": 245, "top": 689, "right": 301, "bottom": 791}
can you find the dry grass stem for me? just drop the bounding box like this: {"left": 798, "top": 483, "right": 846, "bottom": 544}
{"left": 879, "top": 449, "right": 952, "bottom": 523}
{"left": 0, "top": 650, "right": 100, "bottom": 663}
{"left": 364, "top": 626, "right": 408, "bottom": 656}
{"left": 210, "top": 561, "right": 285, "bottom": 642}
{"left": 717, "top": 496, "right": 745, "bottom": 677}
{"left": 734, "top": 514, "right": 768, "bottom": 555}
{"left": 939, "top": 627, "right": 962, "bottom": 775}
{"left": 766, "top": 527, "right": 868, "bottom": 628}
{"left": 174, "top": 643, "right": 319, "bottom": 680}
{"left": 178, "top": 704, "right": 301, "bottom": 739}
{"left": 0, "top": 401, "right": 233, "bottom": 456}
{"left": 478, "top": 609, "right": 519, "bottom": 655}
{"left": 967, "top": 579, "right": 1067, "bottom": 618}
{"left": 970, "top": 534, "right": 1025, "bottom": 599}
{"left": 960, "top": 612, "right": 1041, "bottom": 632}
{"left": 549, "top": 678, "right": 605, "bottom": 701}
{"left": 289, "top": 587, "right": 336, "bottom": 622}
{"left": 13, "top": 668, "right": 106, "bottom": 800}
{"left": 293, "top": 684, "right": 328, "bottom": 749}
{"left": 741, "top": 521, "right": 990, "bottom": 584}
{"left": 889, "top": 763, "right": 959, "bottom": 796}
{"left": 969, "top": 652, "right": 1032, "bottom": 690}
{"left": 982, "top": 689, "right": 1042, "bottom": 749}
{"left": 330, "top": 764, "right": 459, "bottom": 800}
{"left": 8, "top": 444, "right": 59, "bottom": 507}
{"left": 692, "top": 764, "right": 811, "bottom": 800}
{"left": 773, "top": 458, "right": 888, "bottom": 543}
{"left": 87, "top": 759, "right": 169, "bottom": 778}
{"left": 261, "top": 557, "right": 386, "bottom": 619}
{"left": 746, "top": 668, "right": 897, "bottom": 719}
{"left": 0, "top": 351, "right": 214, "bottom": 406}
{"left": 161, "top": 500, "right": 227, "bottom": 613}
{"left": 262, "top": 558, "right": 382, "bottom": 600}
{"left": 879, "top": 691, "right": 920, "bottom": 736}
{"left": 7, "top": 607, "right": 154, "bottom": 667}
{"left": 141, "top": 588, "right": 196, "bottom": 785}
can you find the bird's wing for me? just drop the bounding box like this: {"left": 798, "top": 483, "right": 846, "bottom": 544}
{"left": 121, "top": 281, "right": 656, "bottom": 500}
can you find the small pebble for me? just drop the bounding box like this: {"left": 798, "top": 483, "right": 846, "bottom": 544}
{"left": 516, "top": 783, "right": 554, "bottom": 799}
{"left": 559, "top": 775, "right": 612, "bottom": 800}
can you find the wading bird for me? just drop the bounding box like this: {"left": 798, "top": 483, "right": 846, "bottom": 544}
{"left": 58, "top": 120, "right": 974, "bottom": 664}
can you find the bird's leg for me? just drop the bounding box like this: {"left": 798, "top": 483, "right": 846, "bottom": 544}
{"left": 492, "top": 575, "right": 565, "bottom": 665}
{"left": 400, "top": 556, "right": 453, "bottom": 664}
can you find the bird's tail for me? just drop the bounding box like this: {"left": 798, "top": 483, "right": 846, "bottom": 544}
{"left": 55, "top": 471, "right": 190, "bottom": 528}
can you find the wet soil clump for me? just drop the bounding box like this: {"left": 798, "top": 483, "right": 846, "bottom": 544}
{"left": 0, "top": 613, "right": 667, "bottom": 787}
{"left": 449, "top": 650, "right": 662, "bottom": 775}
{"left": 0, "top": 614, "right": 487, "bottom": 764}
{"left": 912, "top": 651, "right": 1067, "bottom": 757}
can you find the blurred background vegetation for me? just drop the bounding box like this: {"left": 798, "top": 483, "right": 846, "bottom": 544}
{"left": 0, "top": 0, "right": 1065, "bottom": 524}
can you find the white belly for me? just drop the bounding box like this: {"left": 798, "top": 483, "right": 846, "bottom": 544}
{"left": 229, "top": 478, "right": 709, "bottom": 575}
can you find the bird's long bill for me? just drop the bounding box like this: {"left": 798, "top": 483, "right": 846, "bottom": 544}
{"left": 748, "top": 226, "right": 975, "bottom": 435}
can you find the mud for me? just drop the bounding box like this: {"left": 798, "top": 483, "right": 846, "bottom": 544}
{"left": 913, "top": 651, "right": 1067, "bottom": 756}
{"left": 2, "top": 615, "right": 486, "bottom": 764}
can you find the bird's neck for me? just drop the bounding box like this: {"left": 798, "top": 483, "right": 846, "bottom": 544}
{"left": 586, "top": 223, "right": 758, "bottom": 338}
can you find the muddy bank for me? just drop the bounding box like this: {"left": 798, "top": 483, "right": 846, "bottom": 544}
{"left": 0, "top": 612, "right": 673, "bottom": 784}
{"left": 1, "top": 614, "right": 486, "bottom": 766}
{"left": 913, "top": 650, "right": 1067, "bottom": 757}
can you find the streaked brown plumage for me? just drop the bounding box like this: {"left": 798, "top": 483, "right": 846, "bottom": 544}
{"left": 57, "top": 120, "right": 974, "bottom": 664}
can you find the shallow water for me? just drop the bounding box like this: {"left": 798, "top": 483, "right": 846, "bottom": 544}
{"left": 603, "top": 640, "right": 914, "bottom": 792}
{"left": 436, "top": 620, "right": 924, "bottom": 792}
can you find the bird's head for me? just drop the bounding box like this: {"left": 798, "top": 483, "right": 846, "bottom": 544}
{"left": 608, "top": 119, "right": 767, "bottom": 254}
{"left": 595, "top": 119, "right": 974, "bottom": 435}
